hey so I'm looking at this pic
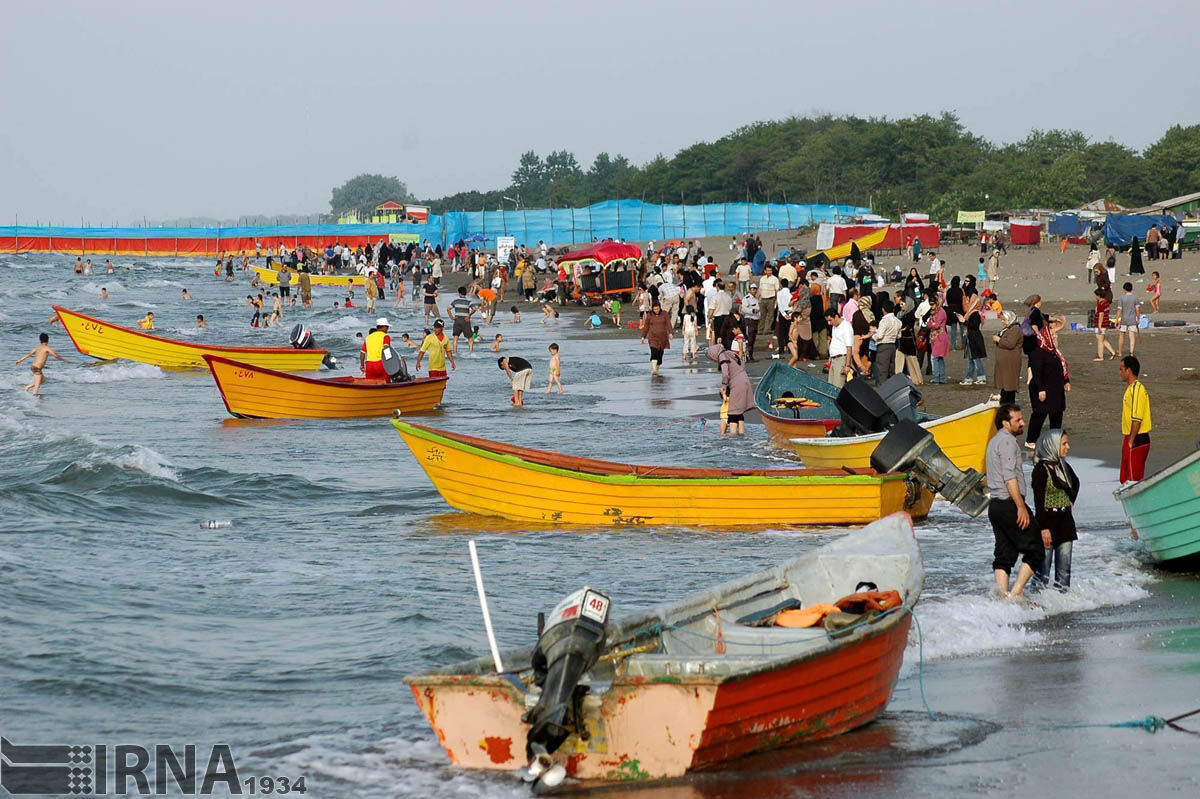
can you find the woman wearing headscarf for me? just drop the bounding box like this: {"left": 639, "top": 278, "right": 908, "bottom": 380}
{"left": 1032, "top": 429, "right": 1079, "bottom": 589}
{"left": 926, "top": 296, "right": 949, "bottom": 383}
{"left": 705, "top": 344, "right": 751, "bottom": 436}
{"left": 992, "top": 310, "right": 1023, "bottom": 403}
{"left": 788, "top": 280, "right": 816, "bottom": 363}
{"left": 896, "top": 301, "right": 923, "bottom": 385}
{"left": 1128, "top": 236, "right": 1145, "bottom": 275}
{"left": 1027, "top": 324, "right": 1070, "bottom": 448}
{"left": 851, "top": 294, "right": 875, "bottom": 378}
{"left": 957, "top": 291, "right": 987, "bottom": 384}
{"left": 904, "top": 267, "right": 923, "bottom": 301}
{"left": 1093, "top": 278, "right": 1117, "bottom": 361}
{"left": 944, "top": 275, "right": 964, "bottom": 351}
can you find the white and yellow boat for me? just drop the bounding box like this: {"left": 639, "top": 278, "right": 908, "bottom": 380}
{"left": 251, "top": 266, "right": 365, "bottom": 288}
{"left": 789, "top": 402, "right": 998, "bottom": 472}
{"left": 53, "top": 306, "right": 328, "bottom": 372}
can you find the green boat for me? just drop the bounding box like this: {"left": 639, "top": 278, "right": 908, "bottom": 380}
{"left": 1114, "top": 448, "right": 1200, "bottom": 563}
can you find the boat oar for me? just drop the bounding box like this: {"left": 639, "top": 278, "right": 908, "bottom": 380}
{"left": 468, "top": 540, "right": 505, "bottom": 673}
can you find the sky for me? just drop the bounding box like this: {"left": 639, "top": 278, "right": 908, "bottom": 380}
{"left": 2, "top": 0, "right": 1197, "bottom": 225}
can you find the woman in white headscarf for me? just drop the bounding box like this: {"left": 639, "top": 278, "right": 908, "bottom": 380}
{"left": 1032, "top": 429, "right": 1080, "bottom": 590}
{"left": 992, "top": 310, "right": 1023, "bottom": 404}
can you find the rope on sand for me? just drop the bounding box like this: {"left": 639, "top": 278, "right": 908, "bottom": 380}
{"left": 1043, "top": 707, "right": 1200, "bottom": 734}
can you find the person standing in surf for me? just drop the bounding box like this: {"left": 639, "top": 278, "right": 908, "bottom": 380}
{"left": 16, "top": 333, "right": 68, "bottom": 396}
{"left": 985, "top": 403, "right": 1043, "bottom": 599}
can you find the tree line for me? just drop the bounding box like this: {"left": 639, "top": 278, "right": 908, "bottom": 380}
{"left": 331, "top": 114, "right": 1200, "bottom": 220}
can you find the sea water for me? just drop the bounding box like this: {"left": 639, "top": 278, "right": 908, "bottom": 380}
{"left": 0, "top": 254, "right": 1177, "bottom": 797}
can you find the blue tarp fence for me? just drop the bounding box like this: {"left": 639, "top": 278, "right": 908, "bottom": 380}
{"left": 1048, "top": 214, "right": 1092, "bottom": 237}
{"left": 1103, "top": 214, "right": 1180, "bottom": 248}
{"left": 0, "top": 200, "right": 869, "bottom": 252}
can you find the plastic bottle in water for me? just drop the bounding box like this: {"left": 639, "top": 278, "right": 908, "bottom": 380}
{"left": 199, "top": 520, "right": 233, "bottom": 529}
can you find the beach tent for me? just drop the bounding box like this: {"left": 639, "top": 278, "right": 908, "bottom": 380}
{"left": 1048, "top": 214, "right": 1087, "bottom": 237}
{"left": 1104, "top": 214, "right": 1181, "bottom": 248}
{"left": 1010, "top": 219, "right": 1040, "bottom": 245}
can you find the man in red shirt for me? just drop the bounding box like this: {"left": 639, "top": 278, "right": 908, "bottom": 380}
{"left": 360, "top": 317, "right": 391, "bottom": 380}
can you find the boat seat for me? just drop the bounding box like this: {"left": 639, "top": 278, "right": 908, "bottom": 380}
{"left": 735, "top": 598, "right": 802, "bottom": 626}
{"left": 620, "top": 654, "right": 801, "bottom": 679}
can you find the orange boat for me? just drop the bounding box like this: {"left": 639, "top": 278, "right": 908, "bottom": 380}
{"left": 406, "top": 513, "right": 923, "bottom": 784}
{"left": 203, "top": 355, "right": 447, "bottom": 419}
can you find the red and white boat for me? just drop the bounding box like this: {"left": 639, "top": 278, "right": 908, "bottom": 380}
{"left": 406, "top": 513, "right": 923, "bottom": 785}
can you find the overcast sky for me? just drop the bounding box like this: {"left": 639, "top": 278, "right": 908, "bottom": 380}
{"left": 2, "top": 0, "right": 1196, "bottom": 225}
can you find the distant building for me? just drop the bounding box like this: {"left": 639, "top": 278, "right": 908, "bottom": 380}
{"left": 1132, "top": 191, "right": 1200, "bottom": 218}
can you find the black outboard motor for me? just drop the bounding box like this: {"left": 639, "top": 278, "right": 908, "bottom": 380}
{"left": 380, "top": 345, "right": 410, "bottom": 383}
{"left": 289, "top": 323, "right": 337, "bottom": 369}
{"left": 871, "top": 418, "right": 990, "bottom": 517}
{"left": 834, "top": 379, "right": 897, "bottom": 437}
{"left": 878, "top": 374, "right": 923, "bottom": 423}
{"left": 522, "top": 588, "right": 609, "bottom": 784}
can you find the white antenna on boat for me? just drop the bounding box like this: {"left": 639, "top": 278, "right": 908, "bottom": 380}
{"left": 469, "top": 539, "right": 505, "bottom": 673}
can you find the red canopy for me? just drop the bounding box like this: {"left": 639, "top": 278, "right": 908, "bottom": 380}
{"left": 557, "top": 241, "right": 642, "bottom": 268}
{"left": 375, "top": 201, "right": 405, "bottom": 211}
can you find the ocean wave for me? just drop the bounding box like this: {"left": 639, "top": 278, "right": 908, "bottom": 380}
{"left": 310, "top": 315, "right": 369, "bottom": 333}
{"left": 903, "top": 522, "right": 1152, "bottom": 668}
{"left": 64, "top": 444, "right": 180, "bottom": 482}
{"left": 142, "top": 279, "right": 185, "bottom": 288}
{"left": 82, "top": 281, "right": 125, "bottom": 293}
{"left": 115, "top": 299, "right": 157, "bottom": 309}
{"left": 56, "top": 363, "right": 165, "bottom": 384}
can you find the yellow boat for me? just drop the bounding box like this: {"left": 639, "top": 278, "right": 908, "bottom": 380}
{"left": 204, "top": 355, "right": 447, "bottom": 419}
{"left": 392, "top": 420, "right": 933, "bottom": 528}
{"left": 251, "top": 266, "right": 365, "bottom": 288}
{"left": 789, "top": 402, "right": 998, "bottom": 472}
{"left": 807, "top": 226, "right": 889, "bottom": 262}
{"left": 53, "top": 306, "right": 328, "bottom": 372}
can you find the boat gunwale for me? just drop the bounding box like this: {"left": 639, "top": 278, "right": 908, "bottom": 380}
{"left": 204, "top": 354, "right": 448, "bottom": 392}
{"left": 394, "top": 420, "right": 908, "bottom": 485}
{"left": 1113, "top": 447, "right": 1200, "bottom": 502}
{"left": 53, "top": 306, "right": 328, "bottom": 357}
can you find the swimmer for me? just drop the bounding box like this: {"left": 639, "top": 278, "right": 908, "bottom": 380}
{"left": 137, "top": 312, "right": 154, "bottom": 330}
{"left": 546, "top": 342, "right": 563, "bottom": 394}
{"left": 491, "top": 333, "right": 503, "bottom": 352}
{"left": 105, "top": 259, "right": 114, "bottom": 274}
{"left": 509, "top": 305, "right": 521, "bottom": 323}
{"left": 196, "top": 314, "right": 207, "bottom": 328}
{"left": 100, "top": 287, "right": 108, "bottom": 300}
{"left": 540, "top": 302, "right": 559, "bottom": 324}
{"left": 344, "top": 295, "right": 355, "bottom": 308}
{"left": 181, "top": 288, "right": 192, "bottom": 300}
{"left": 399, "top": 332, "right": 419, "bottom": 349}
{"left": 74, "top": 257, "right": 84, "bottom": 274}
{"left": 16, "top": 333, "right": 67, "bottom": 396}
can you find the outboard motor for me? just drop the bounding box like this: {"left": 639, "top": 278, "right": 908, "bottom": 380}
{"left": 833, "top": 379, "right": 897, "bottom": 437}
{"left": 289, "top": 323, "right": 337, "bottom": 369}
{"left": 380, "top": 345, "right": 410, "bottom": 383}
{"left": 871, "top": 418, "right": 990, "bottom": 517}
{"left": 878, "top": 374, "right": 923, "bottom": 423}
{"left": 522, "top": 587, "right": 610, "bottom": 787}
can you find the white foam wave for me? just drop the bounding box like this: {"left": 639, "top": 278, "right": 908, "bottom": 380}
{"left": 262, "top": 733, "right": 523, "bottom": 799}
{"left": 142, "top": 279, "right": 185, "bottom": 288}
{"left": 69, "top": 444, "right": 179, "bottom": 482}
{"left": 904, "top": 526, "right": 1152, "bottom": 668}
{"left": 116, "top": 300, "right": 157, "bottom": 309}
{"left": 58, "top": 363, "right": 165, "bottom": 384}
{"left": 82, "top": 281, "right": 125, "bottom": 293}
{"left": 310, "top": 315, "right": 369, "bottom": 333}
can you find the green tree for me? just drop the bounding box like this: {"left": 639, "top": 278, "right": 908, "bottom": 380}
{"left": 1144, "top": 125, "right": 1200, "bottom": 199}
{"left": 329, "top": 174, "right": 411, "bottom": 215}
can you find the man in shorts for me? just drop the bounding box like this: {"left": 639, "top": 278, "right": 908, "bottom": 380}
{"left": 499, "top": 355, "right": 533, "bottom": 407}
{"left": 985, "top": 403, "right": 1042, "bottom": 599}
{"left": 1116, "top": 282, "right": 1140, "bottom": 357}
{"left": 448, "top": 286, "right": 477, "bottom": 354}
{"left": 416, "top": 320, "right": 455, "bottom": 378}
{"left": 422, "top": 275, "right": 441, "bottom": 325}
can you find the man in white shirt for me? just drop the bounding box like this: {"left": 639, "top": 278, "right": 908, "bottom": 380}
{"left": 703, "top": 279, "right": 719, "bottom": 333}
{"left": 659, "top": 280, "right": 680, "bottom": 328}
{"left": 826, "top": 270, "right": 848, "bottom": 312}
{"left": 927, "top": 251, "right": 941, "bottom": 277}
{"left": 871, "top": 300, "right": 902, "bottom": 383}
{"left": 757, "top": 264, "right": 780, "bottom": 339}
{"left": 778, "top": 261, "right": 798, "bottom": 285}
{"left": 826, "top": 306, "right": 854, "bottom": 388}
{"left": 676, "top": 244, "right": 689, "bottom": 263}
{"left": 741, "top": 284, "right": 761, "bottom": 359}
{"left": 774, "top": 280, "right": 793, "bottom": 356}
{"left": 709, "top": 280, "right": 733, "bottom": 343}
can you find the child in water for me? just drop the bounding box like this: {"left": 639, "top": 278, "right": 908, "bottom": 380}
{"left": 469, "top": 325, "right": 481, "bottom": 354}
{"left": 138, "top": 312, "right": 155, "bottom": 330}
{"left": 586, "top": 313, "right": 602, "bottom": 329}
{"left": 491, "top": 333, "right": 503, "bottom": 352}
{"left": 510, "top": 306, "right": 521, "bottom": 323}
{"left": 16, "top": 333, "right": 68, "bottom": 396}
{"left": 681, "top": 305, "right": 699, "bottom": 361}
{"left": 196, "top": 314, "right": 207, "bottom": 328}
{"left": 603, "top": 298, "right": 622, "bottom": 326}
{"left": 546, "top": 342, "right": 563, "bottom": 394}
{"left": 540, "top": 301, "right": 559, "bottom": 324}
